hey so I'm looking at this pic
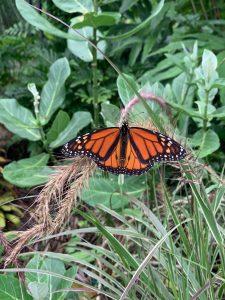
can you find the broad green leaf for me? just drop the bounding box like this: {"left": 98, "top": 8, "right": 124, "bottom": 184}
{"left": 16, "top": 0, "right": 71, "bottom": 39}
{"left": 3, "top": 153, "right": 54, "bottom": 187}
{"left": 202, "top": 49, "right": 218, "bottom": 83}
{"left": 195, "top": 101, "right": 216, "bottom": 116}
{"left": 28, "top": 282, "right": 49, "bottom": 300}
{"left": 81, "top": 176, "right": 146, "bottom": 210}
{"left": 211, "top": 106, "right": 225, "bottom": 118}
{"left": 172, "top": 73, "right": 187, "bottom": 103}
{"left": 50, "top": 111, "right": 92, "bottom": 148}
{"left": 53, "top": 266, "right": 77, "bottom": 300}
{"left": 46, "top": 110, "right": 70, "bottom": 144}
{"left": 0, "top": 275, "right": 32, "bottom": 300}
{"left": 101, "top": 103, "right": 120, "bottom": 126}
{"left": 52, "top": 0, "right": 93, "bottom": 13}
{"left": 39, "top": 58, "right": 71, "bottom": 125}
{"left": 117, "top": 74, "right": 164, "bottom": 131}
{"left": 0, "top": 99, "right": 41, "bottom": 141}
{"left": 192, "top": 129, "right": 220, "bottom": 158}
{"left": 26, "top": 255, "right": 66, "bottom": 300}
{"left": 117, "top": 74, "right": 139, "bottom": 106}
{"left": 72, "top": 12, "right": 121, "bottom": 29}
{"left": 68, "top": 17, "right": 106, "bottom": 62}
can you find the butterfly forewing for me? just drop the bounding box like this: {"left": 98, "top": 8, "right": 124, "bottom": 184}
{"left": 62, "top": 127, "right": 120, "bottom": 161}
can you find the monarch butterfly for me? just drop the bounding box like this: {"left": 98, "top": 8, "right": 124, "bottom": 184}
{"left": 62, "top": 122, "right": 186, "bottom": 175}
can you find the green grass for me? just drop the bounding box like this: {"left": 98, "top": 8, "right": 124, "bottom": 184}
{"left": 5, "top": 162, "right": 222, "bottom": 300}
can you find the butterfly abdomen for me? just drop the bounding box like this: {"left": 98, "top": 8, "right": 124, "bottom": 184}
{"left": 119, "top": 123, "right": 129, "bottom": 167}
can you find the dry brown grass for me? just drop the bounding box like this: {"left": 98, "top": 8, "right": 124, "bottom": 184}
{"left": 5, "top": 157, "right": 96, "bottom": 265}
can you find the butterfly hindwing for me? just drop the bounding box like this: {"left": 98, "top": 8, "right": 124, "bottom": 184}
{"left": 96, "top": 138, "right": 151, "bottom": 175}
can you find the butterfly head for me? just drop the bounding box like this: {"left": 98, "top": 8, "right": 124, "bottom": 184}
{"left": 121, "top": 121, "right": 129, "bottom": 133}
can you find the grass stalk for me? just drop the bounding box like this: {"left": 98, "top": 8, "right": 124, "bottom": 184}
{"left": 92, "top": 0, "right": 99, "bottom": 127}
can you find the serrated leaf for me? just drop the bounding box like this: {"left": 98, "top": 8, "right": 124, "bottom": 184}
{"left": 0, "top": 275, "right": 32, "bottom": 300}
{"left": 52, "top": 0, "right": 93, "bottom": 13}
{"left": 39, "top": 58, "right": 71, "bottom": 125}
{"left": 72, "top": 12, "right": 121, "bottom": 29}
{"left": 3, "top": 153, "right": 54, "bottom": 187}
{"left": 81, "top": 176, "right": 146, "bottom": 210}
{"left": 67, "top": 17, "right": 106, "bottom": 62}
{"left": 46, "top": 110, "right": 70, "bottom": 144}
{"left": 50, "top": 111, "right": 92, "bottom": 148}
{"left": 0, "top": 99, "right": 41, "bottom": 141}
{"left": 192, "top": 129, "right": 220, "bottom": 158}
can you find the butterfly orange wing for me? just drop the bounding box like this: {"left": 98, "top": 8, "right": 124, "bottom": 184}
{"left": 129, "top": 127, "right": 186, "bottom": 164}
{"left": 62, "top": 127, "right": 120, "bottom": 161}
{"left": 96, "top": 138, "right": 151, "bottom": 175}
{"left": 62, "top": 125, "right": 186, "bottom": 175}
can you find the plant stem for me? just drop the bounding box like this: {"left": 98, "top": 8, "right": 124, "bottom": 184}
{"left": 39, "top": 125, "right": 57, "bottom": 163}
{"left": 203, "top": 90, "right": 209, "bottom": 133}
{"left": 92, "top": 0, "right": 99, "bottom": 128}
{"left": 199, "top": 90, "right": 209, "bottom": 153}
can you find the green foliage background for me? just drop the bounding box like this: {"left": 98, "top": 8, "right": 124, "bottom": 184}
{"left": 0, "top": 0, "right": 225, "bottom": 299}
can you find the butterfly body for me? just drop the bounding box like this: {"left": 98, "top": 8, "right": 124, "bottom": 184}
{"left": 62, "top": 122, "right": 186, "bottom": 175}
{"left": 118, "top": 122, "right": 129, "bottom": 167}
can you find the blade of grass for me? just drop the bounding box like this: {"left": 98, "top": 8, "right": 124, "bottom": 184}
{"left": 77, "top": 209, "right": 174, "bottom": 299}
{"left": 120, "top": 219, "right": 190, "bottom": 300}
